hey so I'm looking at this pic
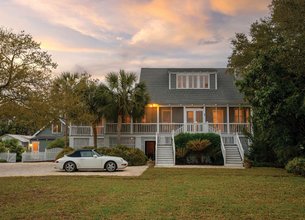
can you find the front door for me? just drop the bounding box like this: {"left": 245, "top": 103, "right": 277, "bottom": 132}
{"left": 186, "top": 109, "right": 204, "bottom": 132}
{"left": 145, "top": 141, "right": 155, "bottom": 160}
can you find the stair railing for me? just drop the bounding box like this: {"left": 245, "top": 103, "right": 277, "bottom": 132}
{"left": 155, "top": 132, "right": 159, "bottom": 165}
{"left": 219, "top": 133, "right": 227, "bottom": 165}
{"left": 235, "top": 133, "right": 244, "bottom": 161}
{"left": 171, "top": 130, "right": 176, "bottom": 165}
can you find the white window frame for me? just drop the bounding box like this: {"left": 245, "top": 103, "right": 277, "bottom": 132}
{"left": 52, "top": 123, "right": 62, "bottom": 134}
{"left": 176, "top": 73, "right": 210, "bottom": 89}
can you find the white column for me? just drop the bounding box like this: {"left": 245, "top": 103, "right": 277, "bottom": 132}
{"left": 157, "top": 106, "right": 160, "bottom": 133}
{"left": 183, "top": 106, "right": 186, "bottom": 132}
{"left": 227, "top": 105, "right": 230, "bottom": 134}
{"left": 130, "top": 117, "right": 133, "bottom": 134}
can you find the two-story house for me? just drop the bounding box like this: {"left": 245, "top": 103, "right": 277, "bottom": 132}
{"left": 69, "top": 68, "right": 251, "bottom": 167}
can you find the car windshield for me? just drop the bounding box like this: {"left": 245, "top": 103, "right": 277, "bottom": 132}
{"left": 92, "top": 150, "right": 102, "bottom": 157}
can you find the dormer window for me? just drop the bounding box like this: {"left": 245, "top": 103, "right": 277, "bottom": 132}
{"left": 176, "top": 73, "right": 209, "bottom": 89}
{"left": 52, "top": 123, "right": 62, "bottom": 134}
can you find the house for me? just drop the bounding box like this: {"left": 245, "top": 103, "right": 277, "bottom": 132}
{"left": 69, "top": 68, "right": 251, "bottom": 167}
{"left": 0, "top": 134, "right": 33, "bottom": 148}
{"left": 30, "top": 119, "right": 67, "bottom": 152}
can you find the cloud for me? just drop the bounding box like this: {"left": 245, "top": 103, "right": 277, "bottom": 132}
{"left": 40, "top": 38, "right": 108, "bottom": 53}
{"left": 127, "top": 0, "right": 212, "bottom": 48}
{"left": 210, "top": 0, "right": 270, "bottom": 16}
{"left": 5, "top": 0, "right": 271, "bottom": 79}
{"left": 13, "top": 0, "right": 111, "bottom": 40}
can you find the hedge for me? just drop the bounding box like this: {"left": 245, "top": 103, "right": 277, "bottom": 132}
{"left": 95, "top": 145, "right": 147, "bottom": 166}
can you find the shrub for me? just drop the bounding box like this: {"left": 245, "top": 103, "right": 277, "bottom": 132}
{"left": 186, "top": 139, "right": 211, "bottom": 164}
{"left": 176, "top": 148, "right": 188, "bottom": 159}
{"left": 0, "top": 142, "right": 8, "bottom": 153}
{"left": 0, "top": 159, "right": 7, "bottom": 163}
{"left": 95, "top": 147, "right": 113, "bottom": 155}
{"left": 176, "top": 147, "right": 188, "bottom": 164}
{"left": 95, "top": 145, "right": 147, "bottom": 166}
{"left": 175, "top": 133, "right": 223, "bottom": 165}
{"left": 186, "top": 139, "right": 211, "bottom": 152}
{"left": 2, "top": 139, "right": 24, "bottom": 162}
{"left": 56, "top": 147, "right": 74, "bottom": 160}
{"left": 47, "top": 138, "right": 66, "bottom": 149}
{"left": 285, "top": 157, "right": 305, "bottom": 177}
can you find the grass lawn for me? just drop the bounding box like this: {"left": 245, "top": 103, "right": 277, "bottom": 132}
{"left": 0, "top": 167, "right": 304, "bottom": 219}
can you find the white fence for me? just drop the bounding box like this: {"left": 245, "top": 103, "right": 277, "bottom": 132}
{"left": 22, "top": 148, "right": 62, "bottom": 162}
{"left": 0, "top": 152, "right": 17, "bottom": 163}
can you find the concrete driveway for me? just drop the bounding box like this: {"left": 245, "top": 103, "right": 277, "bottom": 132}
{"left": 0, "top": 162, "right": 148, "bottom": 177}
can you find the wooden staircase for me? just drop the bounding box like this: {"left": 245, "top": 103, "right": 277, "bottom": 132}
{"left": 224, "top": 144, "right": 243, "bottom": 167}
{"left": 155, "top": 133, "right": 175, "bottom": 166}
{"left": 220, "top": 134, "right": 244, "bottom": 167}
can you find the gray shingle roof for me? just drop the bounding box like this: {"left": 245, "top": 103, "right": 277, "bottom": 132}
{"left": 139, "top": 68, "right": 245, "bottom": 105}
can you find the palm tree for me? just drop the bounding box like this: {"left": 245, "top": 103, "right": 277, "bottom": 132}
{"left": 82, "top": 82, "right": 111, "bottom": 148}
{"left": 104, "top": 70, "right": 149, "bottom": 145}
{"left": 50, "top": 72, "right": 91, "bottom": 147}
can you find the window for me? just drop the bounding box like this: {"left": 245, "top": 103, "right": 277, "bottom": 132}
{"left": 141, "top": 107, "right": 157, "bottom": 123}
{"left": 52, "top": 123, "right": 62, "bottom": 134}
{"left": 176, "top": 73, "right": 209, "bottom": 89}
{"left": 80, "top": 151, "right": 94, "bottom": 157}
{"left": 161, "top": 109, "right": 171, "bottom": 123}
{"left": 229, "top": 107, "right": 250, "bottom": 123}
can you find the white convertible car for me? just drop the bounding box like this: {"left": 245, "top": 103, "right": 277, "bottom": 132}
{"left": 55, "top": 149, "right": 128, "bottom": 172}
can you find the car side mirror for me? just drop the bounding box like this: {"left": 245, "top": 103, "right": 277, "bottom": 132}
{"left": 93, "top": 155, "right": 98, "bottom": 158}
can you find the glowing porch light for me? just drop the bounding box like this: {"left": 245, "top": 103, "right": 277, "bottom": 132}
{"left": 147, "top": 103, "right": 159, "bottom": 107}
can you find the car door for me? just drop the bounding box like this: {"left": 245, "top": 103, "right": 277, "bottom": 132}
{"left": 79, "top": 151, "right": 102, "bottom": 169}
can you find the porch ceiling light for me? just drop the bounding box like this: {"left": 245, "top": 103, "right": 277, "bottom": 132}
{"left": 147, "top": 103, "right": 159, "bottom": 107}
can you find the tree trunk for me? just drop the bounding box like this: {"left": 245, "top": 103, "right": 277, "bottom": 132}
{"left": 64, "top": 115, "right": 68, "bottom": 148}
{"left": 92, "top": 121, "right": 97, "bottom": 149}
{"left": 117, "top": 114, "right": 122, "bottom": 145}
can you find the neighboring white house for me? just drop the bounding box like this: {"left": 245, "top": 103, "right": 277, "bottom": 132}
{"left": 0, "top": 134, "right": 33, "bottom": 148}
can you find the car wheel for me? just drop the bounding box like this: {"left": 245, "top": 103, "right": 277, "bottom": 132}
{"left": 64, "top": 161, "right": 77, "bottom": 172}
{"left": 105, "top": 161, "right": 117, "bottom": 172}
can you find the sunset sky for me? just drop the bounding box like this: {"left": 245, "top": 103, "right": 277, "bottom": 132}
{"left": 0, "top": 0, "right": 271, "bottom": 78}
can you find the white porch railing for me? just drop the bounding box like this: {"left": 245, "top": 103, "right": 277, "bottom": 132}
{"left": 70, "top": 123, "right": 250, "bottom": 136}
{"left": 70, "top": 126, "right": 104, "bottom": 136}
{"left": 160, "top": 123, "right": 184, "bottom": 133}
{"left": 134, "top": 123, "right": 157, "bottom": 133}
{"left": 229, "top": 123, "right": 250, "bottom": 134}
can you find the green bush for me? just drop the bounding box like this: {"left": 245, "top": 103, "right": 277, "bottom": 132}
{"left": 0, "top": 142, "right": 8, "bottom": 153}
{"left": 95, "top": 145, "right": 147, "bottom": 166}
{"left": 285, "top": 157, "right": 305, "bottom": 177}
{"left": 55, "top": 147, "right": 74, "bottom": 160}
{"left": 0, "top": 159, "right": 7, "bottom": 163}
{"left": 47, "top": 138, "right": 66, "bottom": 149}
{"left": 175, "top": 133, "right": 223, "bottom": 165}
{"left": 2, "top": 139, "right": 24, "bottom": 162}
